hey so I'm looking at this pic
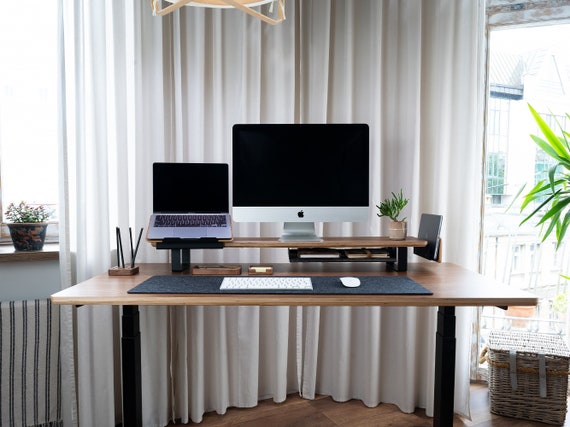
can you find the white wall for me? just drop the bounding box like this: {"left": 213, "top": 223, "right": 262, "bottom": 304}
{"left": 0, "top": 260, "right": 60, "bottom": 301}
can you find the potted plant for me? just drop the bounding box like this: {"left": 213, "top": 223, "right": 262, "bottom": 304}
{"left": 519, "top": 104, "right": 570, "bottom": 248}
{"left": 4, "top": 201, "right": 52, "bottom": 251}
{"left": 376, "top": 189, "right": 409, "bottom": 240}
{"left": 509, "top": 105, "right": 570, "bottom": 329}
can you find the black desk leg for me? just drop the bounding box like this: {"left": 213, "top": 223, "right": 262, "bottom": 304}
{"left": 433, "top": 306, "right": 456, "bottom": 427}
{"left": 387, "top": 247, "right": 408, "bottom": 272}
{"left": 122, "top": 305, "right": 142, "bottom": 426}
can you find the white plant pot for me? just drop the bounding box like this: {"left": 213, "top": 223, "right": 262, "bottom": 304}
{"left": 388, "top": 221, "right": 407, "bottom": 240}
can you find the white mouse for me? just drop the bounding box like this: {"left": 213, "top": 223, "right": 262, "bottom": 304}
{"left": 340, "top": 277, "right": 360, "bottom": 288}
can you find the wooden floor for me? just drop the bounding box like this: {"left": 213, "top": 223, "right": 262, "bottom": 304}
{"left": 171, "top": 382, "right": 568, "bottom": 426}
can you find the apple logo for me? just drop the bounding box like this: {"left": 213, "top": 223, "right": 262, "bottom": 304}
{"left": 297, "top": 210, "right": 304, "bottom": 218}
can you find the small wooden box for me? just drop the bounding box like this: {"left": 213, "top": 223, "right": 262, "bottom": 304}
{"left": 192, "top": 265, "right": 242, "bottom": 275}
{"left": 248, "top": 266, "right": 273, "bottom": 275}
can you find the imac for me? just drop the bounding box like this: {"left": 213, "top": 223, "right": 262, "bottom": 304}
{"left": 232, "top": 123, "right": 369, "bottom": 241}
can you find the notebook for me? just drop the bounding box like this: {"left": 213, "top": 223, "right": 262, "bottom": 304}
{"left": 146, "top": 162, "right": 233, "bottom": 241}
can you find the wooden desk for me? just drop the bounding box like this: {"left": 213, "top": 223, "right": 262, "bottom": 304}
{"left": 51, "top": 262, "right": 538, "bottom": 427}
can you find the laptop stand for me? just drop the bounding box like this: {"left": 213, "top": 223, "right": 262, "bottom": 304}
{"left": 157, "top": 238, "right": 225, "bottom": 272}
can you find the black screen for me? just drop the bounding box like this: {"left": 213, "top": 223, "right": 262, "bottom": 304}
{"left": 232, "top": 124, "right": 369, "bottom": 207}
{"left": 153, "top": 162, "right": 229, "bottom": 213}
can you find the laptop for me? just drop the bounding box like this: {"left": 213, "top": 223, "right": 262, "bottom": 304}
{"left": 146, "top": 162, "right": 233, "bottom": 241}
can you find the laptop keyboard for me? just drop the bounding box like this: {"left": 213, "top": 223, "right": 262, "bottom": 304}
{"left": 220, "top": 277, "right": 313, "bottom": 290}
{"left": 155, "top": 214, "right": 227, "bottom": 227}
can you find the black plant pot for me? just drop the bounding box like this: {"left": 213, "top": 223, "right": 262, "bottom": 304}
{"left": 7, "top": 223, "right": 48, "bottom": 251}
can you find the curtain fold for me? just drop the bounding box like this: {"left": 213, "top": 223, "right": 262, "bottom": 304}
{"left": 58, "top": 0, "right": 485, "bottom": 425}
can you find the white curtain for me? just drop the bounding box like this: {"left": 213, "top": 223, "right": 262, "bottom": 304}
{"left": 58, "top": 0, "right": 485, "bottom": 425}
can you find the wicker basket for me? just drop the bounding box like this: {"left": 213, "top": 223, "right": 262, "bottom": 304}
{"left": 480, "top": 330, "right": 570, "bottom": 425}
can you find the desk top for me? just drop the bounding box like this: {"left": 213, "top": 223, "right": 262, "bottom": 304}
{"left": 51, "top": 262, "right": 538, "bottom": 308}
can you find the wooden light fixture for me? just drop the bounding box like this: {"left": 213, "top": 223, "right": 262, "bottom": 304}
{"left": 151, "top": 0, "right": 286, "bottom": 25}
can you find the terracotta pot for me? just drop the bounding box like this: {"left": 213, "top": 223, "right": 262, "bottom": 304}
{"left": 388, "top": 221, "right": 407, "bottom": 240}
{"left": 7, "top": 223, "right": 48, "bottom": 251}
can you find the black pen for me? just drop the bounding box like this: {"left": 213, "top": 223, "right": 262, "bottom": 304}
{"left": 117, "top": 227, "right": 125, "bottom": 268}
{"left": 116, "top": 227, "right": 120, "bottom": 267}
{"left": 129, "top": 227, "right": 134, "bottom": 267}
{"left": 132, "top": 227, "right": 143, "bottom": 268}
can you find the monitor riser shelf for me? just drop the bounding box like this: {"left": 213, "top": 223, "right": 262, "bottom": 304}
{"left": 154, "top": 236, "right": 427, "bottom": 272}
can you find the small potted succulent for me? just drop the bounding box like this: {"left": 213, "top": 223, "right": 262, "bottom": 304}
{"left": 376, "top": 189, "right": 409, "bottom": 240}
{"left": 4, "top": 201, "right": 52, "bottom": 251}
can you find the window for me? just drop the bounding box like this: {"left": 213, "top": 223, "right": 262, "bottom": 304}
{"left": 511, "top": 244, "right": 523, "bottom": 273}
{"left": 0, "top": 0, "right": 59, "bottom": 241}
{"left": 485, "top": 97, "right": 511, "bottom": 203}
{"left": 486, "top": 152, "right": 506, "bottom": 198}
{"left": 479, "top": 20, "right": 570, "bottom": 380}
{"left": 534, "top": 113, "right": 566, "bottom": 185}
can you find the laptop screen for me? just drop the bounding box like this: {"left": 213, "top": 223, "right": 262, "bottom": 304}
{"left": 153, "top": 163, "right": 229, "bottom": 213}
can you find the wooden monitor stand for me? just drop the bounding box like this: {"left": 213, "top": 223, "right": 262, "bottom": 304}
{"left": 228, "top": 236, "right": 427, "bottom": 271}
{"left": 150, "top": 236, "right": 428, "bottom": 272}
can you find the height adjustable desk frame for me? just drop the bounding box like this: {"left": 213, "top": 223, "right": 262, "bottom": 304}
{"left": 51, "top": 262, "right": 538, "bottom": 427}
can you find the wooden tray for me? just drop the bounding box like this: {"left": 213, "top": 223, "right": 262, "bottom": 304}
{"left": 191, "top": 265, "right": 242, "bottom": 275}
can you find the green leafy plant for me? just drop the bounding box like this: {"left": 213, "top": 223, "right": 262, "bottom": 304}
{"left": 376, "top": 189, "right": 409, "bottom": 222}
{"left": 553, "top": 291, "right": 567, "bottom": 314}
{"left": 519, "top": 104, "right": 570, "bottom": 248}
{"left": 4, "top": 201, "right": 51, "bottom": 223}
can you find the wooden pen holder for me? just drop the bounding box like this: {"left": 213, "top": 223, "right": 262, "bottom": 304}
{"left": 108, "top": 266, "right": 140, "bottom": 276}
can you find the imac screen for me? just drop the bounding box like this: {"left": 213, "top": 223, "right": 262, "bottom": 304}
{"left": 232, "top": 123, "right": 369, "bottom": 241}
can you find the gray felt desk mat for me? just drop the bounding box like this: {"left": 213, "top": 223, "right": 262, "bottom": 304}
{"left": 128, "top": 275, "right": 432, "bottom": 295}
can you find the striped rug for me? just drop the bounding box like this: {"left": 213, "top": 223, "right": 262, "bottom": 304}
{"left": 0, "top": 299, "right": 62, "bottom": 427}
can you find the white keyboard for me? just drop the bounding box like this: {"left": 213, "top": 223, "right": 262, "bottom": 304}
{"left": 220, "top": 277, "right": 313, "bottom": 290}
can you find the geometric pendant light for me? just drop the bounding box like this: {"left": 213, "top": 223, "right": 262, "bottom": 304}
{"left": 151, "top": 0, "right": 286, "bottom": 25}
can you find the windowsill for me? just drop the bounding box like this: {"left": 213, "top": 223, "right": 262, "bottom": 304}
{"left": 0, "top": 242, "right": 59, "bottom": 262}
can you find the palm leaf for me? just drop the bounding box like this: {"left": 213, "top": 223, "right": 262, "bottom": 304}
{"left": 555, "top": 211, "right": 570, "bottom": 247}
{"left": 540, "top": 210, "right": 560, "bottom": 241}
{"left": 529, "top": 105, "right": 570, "bottom": 158}
{"left": 519, "top": 104, "right": 570, "bottom": 249}
{"left": 531, "top": 134, "right": 561, "bottom": 160}
{"left": 538, "top": 195, "right": 570, "bottom": 224}
{"left": 520, "top": 192, "right": 557, "bottom": 225}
